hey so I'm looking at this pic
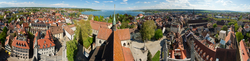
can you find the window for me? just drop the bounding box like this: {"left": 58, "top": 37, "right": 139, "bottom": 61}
{"left": 99, "top": 40, "right": 102, "bottom": 43}
{"left": 207, "top": 55, "right": 209, "bottom": 60}
{"left": 123, "top": 43, "right": 126, "bottom": 46}
{"left": 128, "top": 43, "right": 130, "bottom": 46}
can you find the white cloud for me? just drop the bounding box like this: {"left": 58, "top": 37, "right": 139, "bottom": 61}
{"left": 136, "top": 1, "right": 140, "bottom": 3}
{"left": 0, "top": 1, "right": 76, "bottom": 7}
{"left": 144, "top": 2, "right": 150, "bottom": 3}
{"left": 86, "top": 1, "right": 89, "bottom": 3}
{"left": 216, "top": 0, "right": 233, "bottom": 6}
{"left": 94, "top": 1, "right": 100, "bottom": 3}
{"left": 120, "top": 0, "right": 128, "bottom": 4}
{"left": 104, "top": 1, "right": 113, "bottom": 3}
{"left": 154, "top": 1, "right": 157, "bottom": 2}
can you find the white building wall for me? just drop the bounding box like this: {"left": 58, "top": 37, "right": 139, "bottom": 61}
{"left": 65, "top": 30, "right": 73, "bottom": 40}
{"left": 53, "top": 33, "right": 63, "bottom": 39}
{"left": 121, "top": 40, "right": 131, "bottom": 47}
{"left": 95, "top": 38, "right": 106, "bottom": 47}
{"left": 38, "top": 46, "right": 55, "bottom": 56}
{"left": 219, "top": 31, "right": 226, "bottom": 40}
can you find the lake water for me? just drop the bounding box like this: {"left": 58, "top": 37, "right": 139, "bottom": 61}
{"left": 81, "top": 10, "right": 144, "bottom": 18}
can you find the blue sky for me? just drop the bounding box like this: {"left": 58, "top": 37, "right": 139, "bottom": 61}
{"left": 0, "top": 0, "right": 250, "bottom": 12}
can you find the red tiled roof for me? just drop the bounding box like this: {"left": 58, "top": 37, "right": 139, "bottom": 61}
{"left": 12, "top": 37, "right": 30, "bottom": 49}
{"left": 90, "top": 20, "right": 111, "bottom": 30}
{"left": 97, "top": 28, "right": 130, "bottom": 41}
{"left": 116, "top": 29, "right": 131, "bottom": 41}
{"left": 194, "top": 40, "right": 216, "bottom": 61}
{"left": 240, "top": 40, "right": 250, "bottom": 61}
{"left": 22, "top": 23, "right": 29, "bottom": 28}
{"left": 49, "top": 26, "right": 63, "bottom": 34}
{"left": 122, "top": 47, "right": 134, "bottom": 61}
{"left": 225, "top": 31, "right": 233, "bottom": 43}
{"left": 38, "top": 18, "right": 44, "bottom": 21}
{"left": 97, "top": 28, "right": 113, "bottom": 40}
{"left": 33, "top": 30, "right": 55, "bottom": 49}
{"left": 63, "top": 25, "right": 75, "bottom": 35}
{"left": 113, "top": 31, "right": 125, "bottom": 61}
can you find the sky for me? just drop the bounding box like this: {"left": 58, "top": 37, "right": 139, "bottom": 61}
{"left": 0, "top": 0, "right": 250, "bottom": 12}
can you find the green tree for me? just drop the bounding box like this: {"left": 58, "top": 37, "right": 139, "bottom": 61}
{"left": 215, "top": 34, "right": 218, "bottom": 38}
{"left": 213, "top": 23, "right": 217, "bottom": 28}
{"left": 221, "top": 25, "right": 228, "bottom": 31}
{"left": 77, "top": 12, "right": 81, "bottom": 17}
{"left": 154, "top": 29, "right": 163, "bottom": 40}
{"left": 0, "top": 27, "right": 8, "bottom": 45}
{"left": 228, "top": 21, "right": 236, "bottom": 26}
{"left": 74, "top": 20, "right": 92, "bottom": 48}
{"left": 66, "top": 40, "right": 78, "bottom": 61}
{"left": 130, "top": 24, "right": 136, "bottom": 29}
{"left": 88, "top": 14, "right": 93, "bottom": 20}
{"left": 147, "top": 51, "right": 152, "bottom": 61}
{"left": 120, "top": 22, "right": 129, "bottom": 29}
{"left": 234, "top": 23, "right": 239, "bottom": 32}
{"left": 236, "top": 32, "right": 244, "bottom": 42}
{"left": 140, "top": 20, "right": 157, "bottom": 42}
{"left": 239, "top": 15, "right": 243, "bottom": 20}
{"left": 99, "top": 16, "right": 104, "bottom": 22}
{"left": 94, "top": 16, "right": 99, "bottom": 21}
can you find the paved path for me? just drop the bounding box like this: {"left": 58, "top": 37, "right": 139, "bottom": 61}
{"left": 74, "top": 44, "right": 88, "bottom": 61}
{"left": 131, "top": 36, "right": 166, "bottom": 61}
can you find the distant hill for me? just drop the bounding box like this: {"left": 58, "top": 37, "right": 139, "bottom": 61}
{"left": 133, "top": 9, "right": 240, "bottom": 13}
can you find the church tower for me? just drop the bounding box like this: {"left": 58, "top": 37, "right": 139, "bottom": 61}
{"left": 112, "top": 4, "right": 116, "bottom": 31}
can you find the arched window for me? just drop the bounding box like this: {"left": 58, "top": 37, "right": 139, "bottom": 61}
{"left": 128, "top": 43, "right": 130, "bottom": 46}
{"left": 123, "top": 43, "right": 126, "bottom": 46}
{"left": 99, "top": 40, "right": 102, "bottom": 43}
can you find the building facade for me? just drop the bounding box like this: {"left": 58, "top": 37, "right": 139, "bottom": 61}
{"left": 11, "top": 35, "right": 30, "bottom": 59}
{"left": 34, "top": 30, "right": 55, "bottom": 56}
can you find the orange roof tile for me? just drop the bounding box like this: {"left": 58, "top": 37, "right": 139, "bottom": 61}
{"left": 12, "top": 37, "right": 30, "bottom": 49}
{"left": 116, "top": 29, "right": 131, "bottom": 41}
{"left": 113, "top": 31, "right": 125, "bottom": 61}
{"left": 122, "top": 47, "right": 134, "bottom": 61}
{"left": 240, "top": 40, "right": 250, "bottom": 61}
{"left": 33, "top": 30, "right": 55, "bottom": 49}
{"left": 97, "top": 28, "right": 113, "bottom": 40}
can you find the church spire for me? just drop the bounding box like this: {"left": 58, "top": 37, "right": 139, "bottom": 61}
{"left": 112, "top": 4, "right": 116, "bottom": 31}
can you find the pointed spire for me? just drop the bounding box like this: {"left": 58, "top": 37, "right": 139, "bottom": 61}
{"left": 112, "top": 4, "right": 116, "bottom": 31}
